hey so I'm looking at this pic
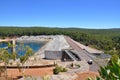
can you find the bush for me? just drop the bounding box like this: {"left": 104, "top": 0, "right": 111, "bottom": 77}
{"left": 61, "top": 68, "right": 67, "bottom": 72}
{"left": 53, "top": 65, "right": 62, "bottom": 74}
{"left": 87, "top": 58, "right": 120, "bottom": 80}
{"left": 99, "top": 58, "right": 120, "bottom": 80}
{"left": 53, "top": 65, "right": 67, "bottom": 74}
{"left": 76, "top": 64, "right": 80, "bottom": 68}
{"left": 0, "top": 66, "right": 5, "bottom": 76}
{"left": 53, "top": 68, "right": 60, "bottom": 74}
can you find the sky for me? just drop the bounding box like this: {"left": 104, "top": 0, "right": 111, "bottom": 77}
{"left": 0, "top": 0, "right": 120, "bottom": 29}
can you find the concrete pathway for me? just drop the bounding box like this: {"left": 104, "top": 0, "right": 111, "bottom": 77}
{"left": 64, "top": 36, "right": 100, "bottom": 72}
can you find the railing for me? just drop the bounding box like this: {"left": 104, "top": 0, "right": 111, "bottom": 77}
{"left": 0, "top": 64, "right": 55, "bottom": 69}
{"left": 65, "top": 50, "right": 79, "bottom": 61}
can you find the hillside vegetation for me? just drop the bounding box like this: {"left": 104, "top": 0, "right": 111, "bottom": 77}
{"left": 0, "top": 27, "right": 120, "bottom": 57}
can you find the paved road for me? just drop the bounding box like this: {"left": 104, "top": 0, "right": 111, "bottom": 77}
{"left": 64, "top": 36, "right": 99, "bottom": 72}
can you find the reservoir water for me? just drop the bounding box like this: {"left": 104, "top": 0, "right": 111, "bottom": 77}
{"left": 0, "top": 41, "right": 46, "bottom": 56}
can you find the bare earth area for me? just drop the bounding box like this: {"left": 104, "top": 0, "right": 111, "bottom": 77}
{"left": 6, "top": 67, "right": 54, "bottom": 79}
{"left": 75, "top": 71, "right": 99, "bottom": 80}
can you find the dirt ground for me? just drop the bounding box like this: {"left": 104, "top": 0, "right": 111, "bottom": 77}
{"left": 75, "top": 71, "right": 99, "bottom": 80}
{"left": 5, "top": 67, "right": 54, "bottom": 79}
{"left": 1, "top": 69, "right": 99, "bottom": 80}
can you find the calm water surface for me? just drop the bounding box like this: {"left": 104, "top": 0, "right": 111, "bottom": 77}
{"left": 0, "top": 41, "right": 46, "bottom": 56}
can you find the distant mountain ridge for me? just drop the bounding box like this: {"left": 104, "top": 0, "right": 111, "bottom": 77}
{"left": 0, "top": 26, "right": 120, "bottom": 30}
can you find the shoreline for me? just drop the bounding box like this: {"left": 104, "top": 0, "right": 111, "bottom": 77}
{"left": 0, "top": 38, "right": 11, "bottom": 42}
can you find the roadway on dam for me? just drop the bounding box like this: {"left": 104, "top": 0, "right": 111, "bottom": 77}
{"left": 64, "top": 36, "right": 100, "bottom": 72}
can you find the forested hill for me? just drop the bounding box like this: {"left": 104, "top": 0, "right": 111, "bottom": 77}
{"left": 63, "top": 28, "right": 120, "bottom": 36}
{"left": 0, "top": 27, "right": 120, "bottom": 36}
{"left": 0, "top": 27, "right": 120, "bottom": 57}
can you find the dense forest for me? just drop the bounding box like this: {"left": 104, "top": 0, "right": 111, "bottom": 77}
{"left": 0, "top": 27, "right": 120, "bottom": 58}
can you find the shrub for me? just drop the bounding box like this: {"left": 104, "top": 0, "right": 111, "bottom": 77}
{"left": 61, "top": 68, "right": 68, "bottom": 72}
{"left": 87, "top": 58, "right": 120, "bottom": 80}
{"left": 0, "top": 66, "right": 5, "bottom": 76}
{"left": 76, "top": 64, "right": 80, "bottom": 68}
{"left": 53, "top": 65, "right": 67, "bottom": 74}
{"left": 98, "top": 58, "right": 120, "bottom": 80}
{"left": 53, "top": 65, "right": 62, "bottom": 74}
{"left": 53, "top": 68, "right": 60, "bottom": 74}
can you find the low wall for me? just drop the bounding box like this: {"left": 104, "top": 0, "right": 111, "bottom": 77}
{"left": 0, "top": 64, "right": 55, "bottom": 69}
